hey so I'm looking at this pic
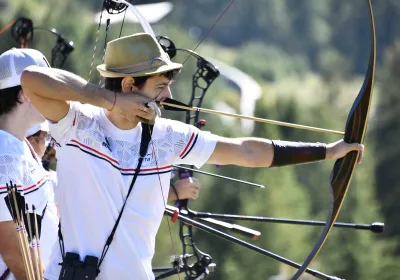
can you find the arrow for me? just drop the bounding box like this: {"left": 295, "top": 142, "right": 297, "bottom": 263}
{"left": 158, "top": 98, "right": 344, "bottom": 136}
{"left": 189, "top": 211, "right": 384, "bottom": 233}
{"left": 173, "top": 165, "right": 265, "bottom": 189}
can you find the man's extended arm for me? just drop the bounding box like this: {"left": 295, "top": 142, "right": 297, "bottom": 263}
{"left": 207, "top": 137, "right": 364, "bottom": 167}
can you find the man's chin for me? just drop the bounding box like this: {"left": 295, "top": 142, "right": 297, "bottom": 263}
{"left": 137, "top": 116, "right": 156, "bottom": 125}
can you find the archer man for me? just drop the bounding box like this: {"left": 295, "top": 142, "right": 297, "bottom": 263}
{"left": 20, "top": 33, "right": 364, "bottom": 280}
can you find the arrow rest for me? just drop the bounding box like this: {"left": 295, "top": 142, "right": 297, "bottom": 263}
{"left": 11, "top": 17, "right": 34, "bottom": 45}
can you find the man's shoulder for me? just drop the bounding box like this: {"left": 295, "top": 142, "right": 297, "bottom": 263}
{"left": 51, "top": 102, "right": 102, "bottom": 132}
{"left": 0, "top": 131, "right": 23, "bottom": 154}
{"left": 0, "top": 153, "right": 25, "bottom": 189}
{"left": 0, "top": 152, "right": 24, "bottom": 166}
{"left": 0, "top": 151, "right": 45, "bottom": 188}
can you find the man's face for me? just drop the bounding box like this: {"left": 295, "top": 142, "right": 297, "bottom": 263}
{"left": 112, "top": 70, "right": 180, "bottom": 126}
{"left": 135, "top": 73, "right": 174, "bottom": 101}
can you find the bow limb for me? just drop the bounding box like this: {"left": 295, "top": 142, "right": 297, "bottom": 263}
{"left": 292, "top": 0, "right": 376, "bottom": 278}
{"left": 8, "top": 17, "right": 74, "bottom": 68}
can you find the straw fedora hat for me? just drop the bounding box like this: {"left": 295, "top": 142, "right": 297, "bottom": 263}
{"left": 97, "top": 33, "right": 182, "bottom": 78}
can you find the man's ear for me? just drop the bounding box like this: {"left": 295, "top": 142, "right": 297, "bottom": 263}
{"left": 121, "top": 77, "right": 136, "bottom": 93}
{"left": 20, "top": 89, "right": 29, "bottom": 103}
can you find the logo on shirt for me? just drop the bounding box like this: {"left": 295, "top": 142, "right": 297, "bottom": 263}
{"left": 143, "top": 153, "right": 152, "bottom": 162}
{"left": 28, "top": 162, "right": 36, "bottom": 174}
{"left": 102, "top": 138, "right": 112, "bottom": 152}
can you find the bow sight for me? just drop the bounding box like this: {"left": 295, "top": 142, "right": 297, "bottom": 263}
{"left": 9, "top": 17, "right": 74, "bottom": 68}
{"left": 157, "top": 35, "right": 220, "bottom": 123}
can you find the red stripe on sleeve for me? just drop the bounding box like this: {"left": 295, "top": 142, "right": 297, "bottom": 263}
{"left": 179, "top": 132, "right": 195, "bottom": 158}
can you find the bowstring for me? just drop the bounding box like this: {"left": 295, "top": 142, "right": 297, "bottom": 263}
{"left": 88, "top": 3, "right": 105, "bottom": 82}
{"left": 0, "top": 20, "right": 16, "bottom": 35}
{"left": 147, "top": 124, "right": 181, "bottom": 278}
{"left": 118, "top": 4, "right": 128, "bottom": 37}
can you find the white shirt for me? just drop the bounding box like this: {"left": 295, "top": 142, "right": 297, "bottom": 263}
{"left": 0, "top": 130, "right": 58, "bottom": 280}
{"left": 44, "top": 102, "right": 217, "bottom": 280}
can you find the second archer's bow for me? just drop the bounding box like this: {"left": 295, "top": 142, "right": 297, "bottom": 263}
{"left": 2, "top": 17, "right": 75, "bottom": 68}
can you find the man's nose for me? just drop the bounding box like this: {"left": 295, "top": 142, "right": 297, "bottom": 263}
{"left": 158, "top": 86, "right": 172, "bottom": 100}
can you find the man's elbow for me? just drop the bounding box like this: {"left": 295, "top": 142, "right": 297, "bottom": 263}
{"left": 240, "top": 145, "right": 273, "bottom": 168}
{"left": 240, "top": 154, "right": 265, "bottom": 167}
{"left": 21, "top": 66, "right": 42, "bottom": 95}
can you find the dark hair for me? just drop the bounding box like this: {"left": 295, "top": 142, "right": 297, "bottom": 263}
{"left": 0, "top": 86, "right": 22, "bottom": 116}
{"left": 104, "top": 76, "right": 149, "bottom": 92}
{"left": 104, "top": 69, "right": 179, "bottom": 92}
{"left": 27, "top": 130, "right": 41, "bottom": 140}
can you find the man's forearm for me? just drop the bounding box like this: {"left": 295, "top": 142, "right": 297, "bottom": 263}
{"left": 238, "top": 138, "right": 328, "bottom": 167}
{"left": 21, "top": 66, "right": 114, "bottom": 110}
{"left": 209, "top": 137, "right": 330, "bottom": 167}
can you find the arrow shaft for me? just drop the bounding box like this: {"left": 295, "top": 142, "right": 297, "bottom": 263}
{"left": 172, "top": 165, "right": 265, "bottom": 188}
{"left": 161, "top": 101, "right": 344, "bottom": 135}
{"left": 200, "top": 217, "right": 261, "bottom": 240}
{"left": 164, "top": 208, "right": 341, "bottom": 280}
{"left": 192, "top": 212, "right": 379, "bottom": 232}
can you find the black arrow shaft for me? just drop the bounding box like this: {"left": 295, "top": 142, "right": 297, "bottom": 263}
{"left": 165, "top": 208, "right": 342, "bottom": 280}
{"left": 191, "top": 212, "right": 383, "bottom": 232}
